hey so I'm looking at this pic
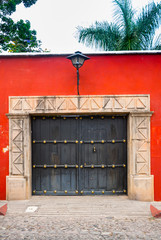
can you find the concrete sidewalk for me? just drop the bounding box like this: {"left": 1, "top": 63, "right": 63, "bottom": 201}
{"left": 1, "top": 195, "right": 161, "bottom": 217}
{"left": 0, "top": 196, "right": 161, "bottom": 239}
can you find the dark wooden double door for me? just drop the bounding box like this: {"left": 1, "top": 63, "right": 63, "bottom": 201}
{"left": 32, "top": 115, "right": 127, "bottom": 195}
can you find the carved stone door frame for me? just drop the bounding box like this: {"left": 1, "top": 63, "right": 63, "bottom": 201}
{"left": 6, "top": 95, "right": 154, "bottom": 201}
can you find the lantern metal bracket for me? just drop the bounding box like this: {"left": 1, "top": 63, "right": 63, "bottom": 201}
{"left": 77, "top": 68, "right": 80, "bottom": 95}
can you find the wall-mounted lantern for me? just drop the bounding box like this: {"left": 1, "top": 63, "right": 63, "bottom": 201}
{"left": 67, "top": 51, "right": 90, "bottom": 95}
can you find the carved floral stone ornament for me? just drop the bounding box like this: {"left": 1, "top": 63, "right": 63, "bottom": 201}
{"left": 6, "top": 95, "right": 154, "bottom": 201}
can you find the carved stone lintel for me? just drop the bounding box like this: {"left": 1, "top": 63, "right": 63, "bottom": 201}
{"left": 9, "top": 95, "right": 150, "bottom": 114}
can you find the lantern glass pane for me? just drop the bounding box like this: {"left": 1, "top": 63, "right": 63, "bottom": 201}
{"left": 79, "top": 57, "right": 85, "bottom": 66}
{"left": 71, "top": 56, "right": 77, "bottom": 67}
{"left": 71, "top": 56, "right": 85, "bottom": 68}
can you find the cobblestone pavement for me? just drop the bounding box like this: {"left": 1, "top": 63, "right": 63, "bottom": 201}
{"left": 0, "top": 196, "right": 161, "bottom": 240}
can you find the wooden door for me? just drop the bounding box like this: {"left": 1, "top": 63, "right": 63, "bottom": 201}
{"left": 32, "top": 115, "right": 127, "bottom": 195}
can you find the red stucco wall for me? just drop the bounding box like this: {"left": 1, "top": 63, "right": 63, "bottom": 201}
{"left": 0, "top": 53, "right": 161, "bottom": 200}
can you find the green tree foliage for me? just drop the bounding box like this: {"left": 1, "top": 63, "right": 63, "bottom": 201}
{"left": 77, "top": 0, "right": 161, "bottom": 51}
{"left": 0, "top": 0, "right": 37, "bottom": 15}
{"left": 0, "top": 0, "right": 42, "bottom": 52}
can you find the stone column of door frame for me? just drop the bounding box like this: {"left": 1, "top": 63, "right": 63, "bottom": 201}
{"left": 127, "top": 112, "right": 154, "bottom": 201}
{"left": 6, "top": 114, "right": 31, "bottom": 200}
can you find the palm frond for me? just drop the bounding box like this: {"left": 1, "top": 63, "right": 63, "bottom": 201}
{"left": 76, "top": 0, "right": 161, "bottom": 51}
{"left": 77, "top": 21, "right": 121, "bottom": 51}
{"left": 113, "top": 0, "right": 134, "bottom": 34}
{"left": 151, "top": 32, "right": 161, "bottom": 50}
{"left": 135, "top": 2, "right": 161, "bottom": 48}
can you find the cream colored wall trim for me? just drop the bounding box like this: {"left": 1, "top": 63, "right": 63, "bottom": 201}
{"left": 9, "top": 95, "right": 150, "bottom": 114}
{"left": 7, "top": 95, "right": 153, "bottom": 201}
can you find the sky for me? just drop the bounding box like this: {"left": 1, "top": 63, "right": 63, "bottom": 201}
{"left": 12, "top": 0, "right": 160, "bottom": 53}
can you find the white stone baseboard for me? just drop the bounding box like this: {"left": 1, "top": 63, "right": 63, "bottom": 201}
{"left": 128, "top": 175, "right": 154, "bottom": 201}
{"left": 6, "top": 176, "right": 27, "bottom": 200}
